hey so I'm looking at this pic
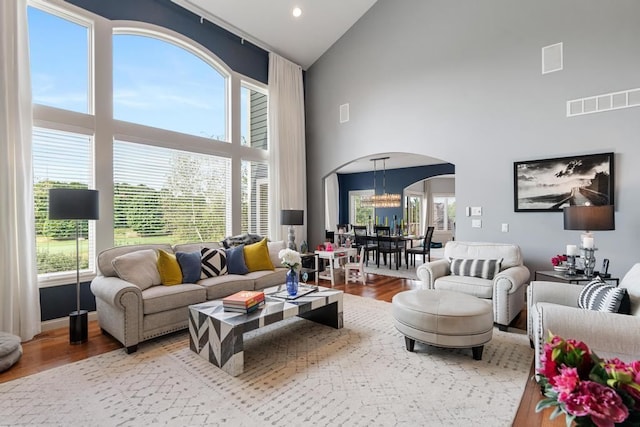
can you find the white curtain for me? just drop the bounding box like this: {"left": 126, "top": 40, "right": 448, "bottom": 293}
{"left": 324, "top": 173, "right": 339, "bottom": 232}
{"left": 268, "top": 53, "right": 307, "bottom": 245}
{"left": 0, "top": 0, "right": 41, "bottom": 340}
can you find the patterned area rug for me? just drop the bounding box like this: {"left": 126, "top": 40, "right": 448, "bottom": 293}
{"left": 0, "top": 294, "right": 533, "bottom": 426}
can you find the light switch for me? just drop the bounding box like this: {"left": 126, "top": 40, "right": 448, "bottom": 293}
{"left": 501, "top": 223, "right": 509, "bottom": 232}
{"left": 471, "top": 207, "right": 482, "bottom": 216}
{"left": 465, "top": 207, "right": 471, "bottom": 217}
{"left": 472, "top": 219, "right": 482, "bottom": 228}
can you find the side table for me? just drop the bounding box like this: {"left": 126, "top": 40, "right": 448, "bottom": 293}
{"left": 299, "top": 252, "right": 319, "bottom": 285}
{"left": 534, "top": 270, "right": 619, "bottom": 286}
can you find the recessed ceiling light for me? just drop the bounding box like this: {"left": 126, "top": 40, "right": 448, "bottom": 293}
{"left": 292, "top": 7, "right": 302, "bottom": 18}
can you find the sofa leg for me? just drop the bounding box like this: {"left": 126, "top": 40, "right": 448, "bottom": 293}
{"left": 404, "top": 336, "right": 415, "bottom": 352}
{"left": 498, "top": 324, "right": 508, "bottom": 332}
{"left": 125, "top": 344, "right": 138, "bottom": 354}
{"left": 472, "top": 345, "right": 484, "bottom": 360}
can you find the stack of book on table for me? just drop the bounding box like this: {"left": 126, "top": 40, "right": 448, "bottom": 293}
{"left": 222, "top": 290, "right": 265, "bottom": 313}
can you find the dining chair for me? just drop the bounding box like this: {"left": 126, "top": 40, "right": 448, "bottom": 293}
{"left": 405, "top": 226, "right": 435, "bottom": 267}
{"left": 375, "top": 226, "right": 402, "bottom": 269}
{"left": 353, "top": 225, "right": 377, "bottom": 266}
{"left": 344, "top": 246, "right": 366, "bottom": 285}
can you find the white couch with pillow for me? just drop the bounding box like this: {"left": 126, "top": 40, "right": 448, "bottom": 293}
{"left": 416, "top": 241, "right": 530, "bottom": 331}
{"left": 90, "top": 239, "right": 287, "bottom": 353}
{"left": 528, "top": 263, "right": 640, "bottom": 370}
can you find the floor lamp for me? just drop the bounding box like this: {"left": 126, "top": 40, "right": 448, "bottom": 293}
{"left": 281, "top": 209, "right": 304, "bottom": 251}
{"left": 49, "top": 188, "right": 99, "bottom": 344}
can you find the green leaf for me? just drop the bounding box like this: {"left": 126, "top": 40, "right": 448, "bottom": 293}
{"left": 535, "top": 398, "right": 556, "bottom": 412}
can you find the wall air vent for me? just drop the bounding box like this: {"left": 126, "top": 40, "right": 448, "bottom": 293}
{"left": 567, "top": 88, "right": 640, "bottom": 117}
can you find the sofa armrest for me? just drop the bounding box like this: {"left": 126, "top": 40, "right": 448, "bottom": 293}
{"left": 533, "top": 302, "right": 640, "bottom": 368}
{"left": 91, "top": 276, "right": 142, "bottom": 309}
{"left": 494, "top": 265, "right": 530, "bottom": 294}
{"left": 416, "top": 259, "right": 450, "bottom": 289}
{"left": 528, "top": 280, "right": 582, "bottom": 309}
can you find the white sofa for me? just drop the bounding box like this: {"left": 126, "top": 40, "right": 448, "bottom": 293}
{"left": 528, "top": 263, "right": 640, "bottom": 370}
{"left": 416, "top": 241, "right": 530, "bottom": 331}
{"left": 91, "top": 241, "right": 287, "bottom": 353}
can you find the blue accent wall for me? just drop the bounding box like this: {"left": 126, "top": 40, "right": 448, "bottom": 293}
{"left": 67, "top": 0, "right": 269, "bottom": 84}
{"left": 336, "top": 163, "right": 455, "bottom": 227}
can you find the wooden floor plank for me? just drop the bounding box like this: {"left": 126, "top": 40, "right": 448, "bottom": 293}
{"left": 0, "top": 272, "right": 553, "bottom": 424}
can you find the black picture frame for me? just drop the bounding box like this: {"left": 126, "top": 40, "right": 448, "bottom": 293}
{"left": 514, "top": 152, "right": 614, "bottom": 212}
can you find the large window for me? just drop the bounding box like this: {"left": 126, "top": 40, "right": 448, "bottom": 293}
{"left": 405, "top": 194, "right": 422, "bottom": 235}
{"left": 433, "top": 195, "right": 456, "bottom": 231}
{"left": 113, "top": 33, "right": 227, "bottom": 140}
{"left": 349, "top": 190, "right": 375, "bottom": 227}
{"left": 28, "top": 3, "right": 269, "bottom": 285}
{"left": 113, "top": 141, "right": 232, "bottom": 244}
{"left": 33, "top": 128, "right": 95, "bottom": 276}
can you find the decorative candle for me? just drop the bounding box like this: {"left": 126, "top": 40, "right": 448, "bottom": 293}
{"left": 583, "top": 237, "right": 595, "bottom": 249}
{"left": 566, "top": 244, "right": 578, "bottom": 256}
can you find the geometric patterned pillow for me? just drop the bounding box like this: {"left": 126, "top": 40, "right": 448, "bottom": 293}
{"left": 449, "top": 258, "right": 503, "bottom": 280}
{"left": 201, "top": 247, "right": 228, "bottom": 279}
{"left": 578, "top": 277, "right": 627, "bottom": 313}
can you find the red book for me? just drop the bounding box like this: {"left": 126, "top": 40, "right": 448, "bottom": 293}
{"left": 222, "top": 291, "right": 265, "bottom": 308}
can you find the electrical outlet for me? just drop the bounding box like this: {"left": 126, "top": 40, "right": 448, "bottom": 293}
{"left": 472, "top": 219, "right": 482, "bottom": 228}
{"left": 501, "top": 223, "right": 509, "bottom": 232}
{"left": 471, "top": 206, "right": 482, "bottom": 216}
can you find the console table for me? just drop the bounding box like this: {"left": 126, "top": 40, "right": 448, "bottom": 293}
{"left": 315, "top": 247, "right": 357, "bottom": 287}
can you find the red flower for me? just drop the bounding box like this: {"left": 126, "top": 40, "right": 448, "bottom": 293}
{"left": 562, "top": 381, "right": 628, "bottom": 426}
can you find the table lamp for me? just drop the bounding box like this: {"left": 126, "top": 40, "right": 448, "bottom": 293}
{"left": 563, "top": 205, "right": 614, "bottom": 277}
{"left": 281, "top": 209, "right": 303, "bottom": 251}
{"left": 49, "top": 188, "right": 99, "bottom": 344}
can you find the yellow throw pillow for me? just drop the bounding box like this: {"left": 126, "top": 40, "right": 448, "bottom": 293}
{"left": 243, "top": 238, "right": 275, "bottom": 272}
{"left": 157, "top": 249, "right": 182, "bottom": 285}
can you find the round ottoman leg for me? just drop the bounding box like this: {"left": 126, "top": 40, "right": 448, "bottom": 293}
{"left": 404, "top": 336, "right": 415, "bottom": 352}
{"left": 472, "top": 345, "right": 484, "bottom": 360}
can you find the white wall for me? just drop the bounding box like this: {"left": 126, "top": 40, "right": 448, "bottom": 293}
{"left": 305, "top": 0, "right": 640, "bottom": 278}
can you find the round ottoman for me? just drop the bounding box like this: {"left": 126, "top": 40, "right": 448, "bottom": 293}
{"left": 392, "top": 289, "right": 493, "bottom": 360}
{"left": 0, "top": 332, "right": 23, "bottom": 373}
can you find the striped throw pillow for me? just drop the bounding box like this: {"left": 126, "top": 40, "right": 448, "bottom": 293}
{"left": 578, "top": 277, "right": 628, "bottom": 313}
{"left": 449, "top": 258, "right": 503, "bottom": 280}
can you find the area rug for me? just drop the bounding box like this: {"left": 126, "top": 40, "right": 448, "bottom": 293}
{"left": 0, "top": 295, "right": 533, "bottom": 426}
{"left": 363, "top": 248, "right": 443, "bottom": 280}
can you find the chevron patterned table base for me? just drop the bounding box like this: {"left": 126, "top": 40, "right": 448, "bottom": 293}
{"left": 188, "top": 285, "right": 343, "bottom": 376}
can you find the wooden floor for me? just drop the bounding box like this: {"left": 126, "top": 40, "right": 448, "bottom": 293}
{"left": 0, "top": 273, "right": 555, "bottom": 425}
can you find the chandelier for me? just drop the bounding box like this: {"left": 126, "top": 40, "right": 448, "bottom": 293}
{"left": 361, "top": 157, "right": 402, "bottom": 208}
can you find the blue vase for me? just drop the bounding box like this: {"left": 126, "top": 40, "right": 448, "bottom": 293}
{"left": 286, "top": 269, "right": 299, "bottom": 296}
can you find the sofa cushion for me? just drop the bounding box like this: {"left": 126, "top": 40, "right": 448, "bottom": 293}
{"left": 244, "top": 238, "right": 274, "bottom": 272}
{"left": 226, "top": 244, "right": 249, "bottom": 275}
{"left": 251, "top": 268, "right": 287, "bottom": 290}
{"left": 449, "top": 258, "right": 502, "bottom": 280}
{"left": 201, "top": 247, "right": 227, "bottom": 278}
{"left": 141, "top": 283, "right": 206, "bottom": 315}
{"left": 157, "top": 249, "right": 182, "bottom": 286}
{"left": 112, "top": 249, "right": 161, "bottom": 290}
{"left": 578, "top": 278, "right": 630, "bottom": 314}
{"left": 620, "top": 263, "right": 640, "bottom": 316}
{"left": 98, "top": 244, "right": 172, "bottom": 278}
{"left": 198, "top": 275, "right": 256, "bottom": 300}
{"left": 268, "top": 241, "right": 286, "bottom": 267}
{"left": 176, "top": 251, "right": 201, "bottom": 283}
{"left": 434, "top": 275, "right": 494, "bottom": 299}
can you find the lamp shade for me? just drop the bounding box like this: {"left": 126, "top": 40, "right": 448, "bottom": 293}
{"left": 49, "top": 188, "right": 99, "bottom": 220}
{"left": 281, "top": 209, "right": 303, "bottom": 226}
{"left": 563, "top": 205, "right": 614, "bottom": 231}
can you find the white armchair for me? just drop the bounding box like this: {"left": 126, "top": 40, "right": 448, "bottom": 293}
{"left": 528, "top": 263, "right": 640, "bottom": 370}
{"left": 416, "top": 241, "right": 530, "bottom": 331}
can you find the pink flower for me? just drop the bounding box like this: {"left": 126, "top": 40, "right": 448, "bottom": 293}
{"left": 562, "top": 381, "right": 629, "bottom": 427}
{"left": 552, "top": 366, "right": 580, "bottom": 400}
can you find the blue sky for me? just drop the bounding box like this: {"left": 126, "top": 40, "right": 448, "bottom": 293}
{"left": 28, "top": 6, "right": 228, "bottom": 140}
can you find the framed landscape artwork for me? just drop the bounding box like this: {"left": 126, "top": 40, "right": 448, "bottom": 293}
{"left": 513, "top": 152, "right": 614, "bottom": 212}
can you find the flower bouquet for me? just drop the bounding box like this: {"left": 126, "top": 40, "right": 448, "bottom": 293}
{"left": 278, "top": 248, "right": 301, "bottom": 270}
{"left": 536, "top": 333, "right": 640, "bottom": 426}
{"left": 552, "top": 254, "right": 568, "bottom": 267}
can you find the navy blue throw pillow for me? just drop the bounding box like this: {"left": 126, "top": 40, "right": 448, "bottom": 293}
{"left": 176, "top": 251, "right": 201, "bottom": 283}
{"left": 226, "top": 244, "right": 249, "bottom": 275}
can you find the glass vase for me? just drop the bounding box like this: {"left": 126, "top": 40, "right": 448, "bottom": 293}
{"left": 286, "top": 268, "right": 299, "bottom": 296}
